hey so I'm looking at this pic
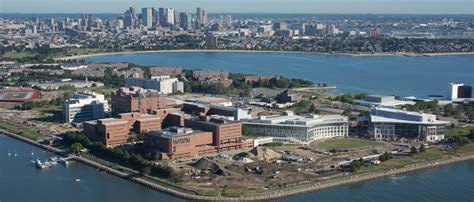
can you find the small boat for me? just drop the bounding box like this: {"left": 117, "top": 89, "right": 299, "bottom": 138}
{"left": 59, "top": 158, "right": 69, "bottom": 165}
{"left": 14, "top": 153, "right": 17, "bottom": 157}
{"left": 8, "top": 152, "right": 11, "bottom": 156}
{"left": 75, "top": 179, "right": 81, "bottom": 182}
{"left": 50, "top": 157, "right": 58, "bottom": 161}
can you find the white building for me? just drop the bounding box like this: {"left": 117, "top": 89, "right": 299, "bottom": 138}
{"left": 125, "top": 77, "right": 183, "bottom": 95}
{"left": 243, "top": 111, "right": 349, "bottom": 143}
{"left": 353, "top": 94, "right": 415, "bottom": 108}
{"left": 63, "top": 92, "right": 109, "bottom": 123}
{"left": 369, "top": 107, "right": 448, "bottom": 142}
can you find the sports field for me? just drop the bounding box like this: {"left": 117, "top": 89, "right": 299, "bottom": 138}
{"left": 1, "top": 92, "right": 31, "bottom": 99}
{"left": 0, "top": 90, "right": 40, "bottom": 102}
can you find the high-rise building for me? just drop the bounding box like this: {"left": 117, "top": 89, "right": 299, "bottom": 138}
{"left": 225, "top": 15, "right": 232, "bottom": 27}
{"left": 173, "top": 10, "right": 181, "bottom": 28}
{"left": 273, "top": 22, "right": 288, "bottom": 30}
{"left": 179, "top": 12, "right": 191, "bottom": 30}
{"left": 197, "top": 7, "right": 203, "bottom": 24}
{"left": 205, "top": 34, "right": 218, "bottom": 49}
{"left": 165, "top": 8, "right": 175, "bottom": 26}
{"left": 158, "top": 8, "right": 165, "bottom": 26}
{"left": 202, "top": 10, "right": 208, "bottom": 25}
{"left": 123, "top": 7, "right": 136, "bottom": 29}
{"left": 141, "top": 7, "right": 153, "bottom": 28}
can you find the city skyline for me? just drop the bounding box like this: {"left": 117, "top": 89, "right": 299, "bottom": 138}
{"left": 2, "top": 0, "right": 474, "bottom": 14}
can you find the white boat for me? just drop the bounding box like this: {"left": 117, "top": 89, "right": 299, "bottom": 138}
{"left": 50, "top": 157, "right": 58, "bottom": 161}
{"left": 75, "top": 179, "right": 81, "bottom": 182}
{"left": 59, "top": 158, "right": 69, "bottom": 165}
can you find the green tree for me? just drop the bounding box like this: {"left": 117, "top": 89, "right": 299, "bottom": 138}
{"left": 419, "top": 144, "right": 426, "bottom": 153}
{"left": 308, "top": 103, "right": 316, "bottom": 113}
{"left": 140, "top": 166, "right": 151, "bottom": 176}
{"left": 410, "top": 146, "right": 418, "bottom": 155}
{"left": 70, "top": 142, "right": 83, "bottom": 154}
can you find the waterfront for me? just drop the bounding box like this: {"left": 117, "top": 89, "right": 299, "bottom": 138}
{"left": 0, "top": 134, "right": 182, "bottom": 202}
{"left": 2, "top": 133, "right": 474, "bottom": 202}
{"left": 85, "top": 51, "right": 474, "bottom": 97}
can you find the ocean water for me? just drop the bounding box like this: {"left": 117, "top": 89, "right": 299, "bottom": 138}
{"left": 85, "top": 52, "right": 474, "bottom": 97}
{"left": 2, "top": 134, "right": 474, "bottom": 202}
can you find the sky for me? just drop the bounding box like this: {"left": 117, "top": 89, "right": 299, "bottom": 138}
{"left": 1, "top": 0, "right": 474, "bottom": 14}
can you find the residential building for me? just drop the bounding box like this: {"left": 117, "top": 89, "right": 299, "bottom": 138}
{"left": 205, "top": 34, "right": 218, "bottom": 49}
{"left": 243, "top": 111, "right": 349, "bottom": 143}
{"left": 369, "top": 107, "right": 448, "bottom": 142}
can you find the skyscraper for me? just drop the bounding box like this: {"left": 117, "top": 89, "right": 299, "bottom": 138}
{"left": 202, "top": 10, "right": 208, "bottom": 25}
{"left": 179, "top": 12, "right": 191, "bottom": 30}
{"left": 141, "top": 7, "right": 153, "bottom": 28}
{"left": 225, "top": 15, "right": 232, "bottom": 27}
{"left": 197, "top": 7, "right": 203, "bottom": 24}
{"left": 165, "top": 8, "right": 175, "bottom": 26}
{"left": 157, "top": 8, "right": 165, "bottom": 27}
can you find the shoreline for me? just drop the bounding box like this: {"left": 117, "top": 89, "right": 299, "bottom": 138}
{"left": 54, "top": 49, "right": 474, "bottom": 61}
{"left": 2, "top": 129, "right": 474, "bottom": 201}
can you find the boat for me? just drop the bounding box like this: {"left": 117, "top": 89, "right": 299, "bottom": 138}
{"left": 59, "top": 158, "right": 69, "bottom": 165}
{"left": 50, "top": 157, "right": 58, "bottom": 161}
{"left": 75, "top": 179, "right": 81, "bottom": 182}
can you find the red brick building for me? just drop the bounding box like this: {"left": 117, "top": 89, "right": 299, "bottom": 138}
{"left": 144, "top": 127, "right": 214, "bottom": 160}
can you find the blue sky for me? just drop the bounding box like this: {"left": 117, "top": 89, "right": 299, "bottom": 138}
{"left": 1, "top": 0, "right": 474, "bottom": 14}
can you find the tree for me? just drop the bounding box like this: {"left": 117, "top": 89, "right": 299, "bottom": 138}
{"left": 350, "top": 160, "right": 361, "bottom": 172}
{"left": 419, "top": 144, "right": 426, "bottom": 153}
{"left": 308, "top": 103, "right": 316, "bottom": 113}
{"left": 70, "top": 142, "right": 83, "bottom": 154}
{"left": 410, "top": 146, "right": 418, "bottom": 155}
{"left": 140, "top": 166, "right": 151, "bottom": 176}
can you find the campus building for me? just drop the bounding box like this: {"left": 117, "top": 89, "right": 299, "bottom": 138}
{"left": 144, "top": 127, "right": 214, "bottom": 160}
{"left": 369, "top": 107, "right": 448, "bottom": 142}
{"left": 242, "top": 111, "right": 349, "bottom": 143}
{"left": 184, "top": 116, "right": 245, "bottom": 152}
{"left": 111, "top": 87, "right": 175, "bottom": 116}
{"left": 125, "top": 76, "right": 184, "bottom": 95}
{"left": 63, "top": 92, "right": 109, "bottom": 123}
{"left": 450, "top": 83, "right": 472, "bottom": 101}
{"left": 353, "top": 94, "right": 415, "bottom": 108}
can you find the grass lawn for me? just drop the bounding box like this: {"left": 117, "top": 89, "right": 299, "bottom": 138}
{"left": 445, "top": 126, "right": 472, "bottom": 137}
{"left": 2, "top": 92, "right": 30, "bottom": 99}
{"left": 4, "top": 51, "right": 38, "bottom": 59}
{"left": 317, "top": 138, "right": 382, "bottom": 150}
{"left": 0, "top": 120, "right": 44, "bottom": 140}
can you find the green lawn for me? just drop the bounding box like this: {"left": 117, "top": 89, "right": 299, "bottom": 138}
{"left": 317, "top": 138, "right": 381, "bottom": 150}
{"left": 0, "top": 120, "right": 44, "bottom": 140}
{"left": 445, "top": 126, "right": 472, "bottom": 137}
{"left": 2, "top": 92, "right": 30, "bottom": 99}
